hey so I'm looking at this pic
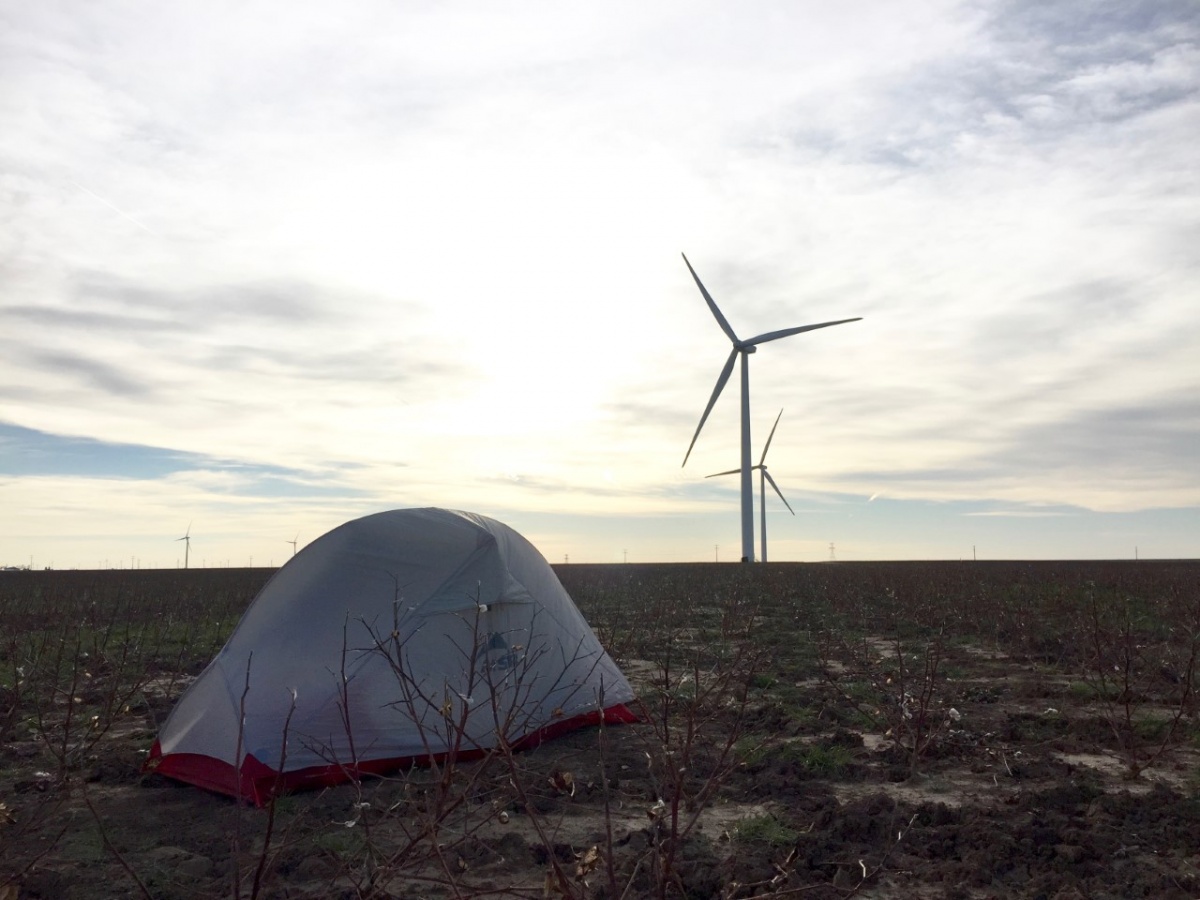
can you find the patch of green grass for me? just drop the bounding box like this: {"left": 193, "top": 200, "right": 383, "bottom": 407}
{"left": 1185, "top": 767, "right": 1200, "bottom": 799}
{"left": 787, "top": 742, "right": 854, "bottom": 776}
{"left": 749, "top": 673, "right": 777, "bottom": 690}
{"left": 734, "top": 812, "right": 800, "bottom": 846}
{"left": 734, "top": 734, "right": 773, "bottom": 767}
{"left": 778, "top": 697, "right": 819, "bottom": 728}
{"left": 1131, "top": 716, "right": 1174, "bottom": 743}
{"left": 740, "top": 738, "right": 855, "bottom": 776}
{"left": 314, "top": 828, "right": 367, "bottom": 857}
{"left": 838, "top": 680, "right": 877, "bottom": 704}
{"left": 816, "top": 704, "right": 875, "bottom": 731}
{"left": 1068, "top": 681, "right": 1107, "bottom": 702}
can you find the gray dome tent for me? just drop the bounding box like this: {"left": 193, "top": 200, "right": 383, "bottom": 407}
{"left": 148, "top": 508, "right": 638, "bottom": 803}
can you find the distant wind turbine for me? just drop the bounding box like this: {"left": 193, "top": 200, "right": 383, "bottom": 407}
{"left": 176, "top": 522, "right": 192, "bottom": 569}
{"left": 706, "top": 409, "right": 795, "bottom": 563}
{"left": 680, "top": 253, "right": 861, "bottom": 562}
{"left": 286, "top": 533, "right": 298, "bottom": 557}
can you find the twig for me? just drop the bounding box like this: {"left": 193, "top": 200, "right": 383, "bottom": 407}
{"left": 81, "top": 782, "right": 154, "bottom": 900}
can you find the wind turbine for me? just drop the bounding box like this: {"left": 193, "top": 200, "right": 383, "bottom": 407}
{"left": 681, "top": 253, "right": 861, "bottom": 562}
{"left": 286, "top": 533, "right": 298, "bottom": 557}
{"left": 706, "top": 409, "right": 795, "bottom": 563}
{"left": 176, "top": 522, "right": 192, "bottom": 569}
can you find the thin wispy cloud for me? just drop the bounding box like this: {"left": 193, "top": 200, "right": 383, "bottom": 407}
{"left": 964, "top": 511, "right": 1076, "bottom": 518}
{"left": 69, "top": 181, "right": 154, "bottom": 233}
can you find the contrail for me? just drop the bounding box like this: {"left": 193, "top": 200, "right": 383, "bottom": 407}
{"left": 69, "top": 180, "right": 154, "bottom": 233}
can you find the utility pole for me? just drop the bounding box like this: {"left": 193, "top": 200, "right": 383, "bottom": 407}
{"left": 828, "top": 542, "right": 836, "bottom": 562}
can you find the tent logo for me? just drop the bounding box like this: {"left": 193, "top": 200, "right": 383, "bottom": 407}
{"left": 475, "top": 631, "right": 521, "bottom": 671}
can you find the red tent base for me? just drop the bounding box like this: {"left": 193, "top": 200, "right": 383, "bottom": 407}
{"left": 145, "top": 703, "right": 642, "bottom": 806}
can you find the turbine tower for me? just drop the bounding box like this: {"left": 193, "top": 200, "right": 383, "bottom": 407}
{"left": 706, "top": 409, "right": 795, "bottom": 563}
{"left": 681, "top": 253, "right": 860, "bottom": 562}
{"left": 286, "top": 533, "right": 298, "bottom": 557}
{"left": 176, "top": 522, "right": 192, "bottom": 569}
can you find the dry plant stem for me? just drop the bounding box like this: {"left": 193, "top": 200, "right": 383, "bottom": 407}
{"left": 595, "top": 708, "right": 621, "bottom": 900}
{"left": 421, "top": 610, "right": 498, "bottom": 898}
{"left": 80, "top": 783, "right": 154, "bottom": 900}
{"left": 477, "top": 612, "right": 612, "bottom": 897}
{"left": 497, "top": 736, "right": 577, "bottom": 898}
{"left": 249, "top": 693, "right": 297, "bottom": 900}
{"left": 1084, "top": 592, "right": 1200, "bottom": 778}
{"left": 232, "top": 653, "right": 253, "bottom": 900}
{"left": 484, "top": 644, "right": 576, "bottom": 897}
{"left": 896, "top": 628, "right": 946, "bottom": 778}
{"left": 837, "top": 812, "right": 918, "bottom": 899}
{"left": 432, "top": 649, "right": 499, "bottom": 883}
{"left": 222, "top": 662, "right": 306, "bottom": 900}
{"left": 24, "top": 608, "right": 160, "bottom": 779}
{"left": 347, "top": 601, "right": 550, "bottom": 896}
{"left": 328, "top": 616, "right": 385, "bottom": 893}
{"left": 1, "top": 637, "right": 21, "bottom": 738}
{"left": 26, "top": 627, "right": 86, "bottom": 777}
{"left": 1083, "top": 595, "right": 1153, "bottom": 778}
{"left": 1136, "top": 620, "right": 1200, "bottom": 774}
{"left": 637, "top": 635, "right": 763, "bottom": 900}
{"left": 368, "top": 602, "right": 471, "bottom": 837}
{"left": 818, "top": 617, "right": 948, "bottom": 778}
{"left": 0, "top": 816, "right": 72, "bottom": 894}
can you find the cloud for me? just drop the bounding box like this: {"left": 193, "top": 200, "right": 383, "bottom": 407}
{"left": 0, "top": 1, "right": 1197, "bottom": 564}
{"left": 1, "top": 420, "right": 275, "bottom": 478}
{"left": 964, "top": 510, "right": 1075, "bottom": 518}
{"left": 856, "top": 0, "right": 1200, "bottom": 166}
{"left": 3, "top": 304, "right": 183, "bottom": 336}
{"left": 23, "top": 350, "right": 157, "bottom": 400}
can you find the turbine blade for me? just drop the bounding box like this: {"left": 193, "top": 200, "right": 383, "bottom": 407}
{"left": 681, "top": 254, "right": 740, "bottom": 344}
{"left": 707, "top": 464, "right": 767, "bottom": 478}
{"left": 682, "top": 348, "right": 738, "bottom": 466}
{"left": 760, "top": 409, "right": 783, "bottom": 465}
{"left": 764, "top": 470, "right": 795, "bottom": 515}
{"left": 745, "top": 317, "right": 862, "bottom": 346}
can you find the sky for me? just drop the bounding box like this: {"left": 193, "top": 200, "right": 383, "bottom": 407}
{"left": 1, "top": 0, "right": 1198, "bottom": 568}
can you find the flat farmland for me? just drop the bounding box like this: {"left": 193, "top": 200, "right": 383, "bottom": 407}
{"left": 2, "top": 561, "right": 1199, "bottom": 899}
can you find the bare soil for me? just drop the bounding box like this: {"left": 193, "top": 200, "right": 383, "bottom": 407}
{"left": 3, "top": 562, "right": 1199, "bottom": 899}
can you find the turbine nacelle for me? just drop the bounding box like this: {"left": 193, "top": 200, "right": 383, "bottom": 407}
{"left": 706, "top": 410, "right": 796, "bottom": 518}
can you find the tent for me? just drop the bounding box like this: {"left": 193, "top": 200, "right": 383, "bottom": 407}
{"left": 147, "top": 508, "right": 639, "bottom": 804}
